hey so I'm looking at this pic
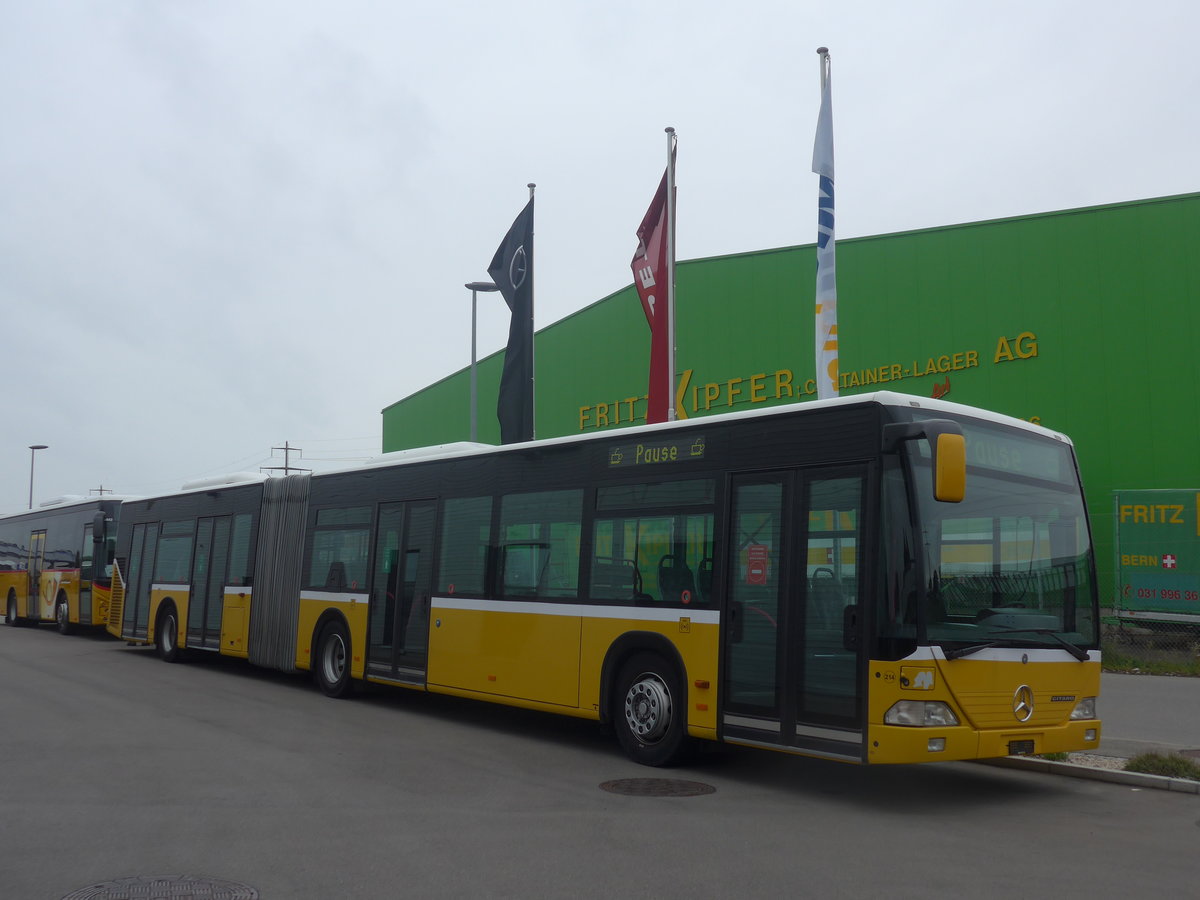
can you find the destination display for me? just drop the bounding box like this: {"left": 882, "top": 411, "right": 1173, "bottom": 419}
{"left": 607, "top": 435, "right": 706, "bottom": 468}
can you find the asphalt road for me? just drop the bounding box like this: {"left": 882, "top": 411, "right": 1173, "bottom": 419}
{"left": 1098, "top": 670, "right": 1200, "bottom": 757}
{"left": 2, "top": 625, "right": 1197, "bottom": 899}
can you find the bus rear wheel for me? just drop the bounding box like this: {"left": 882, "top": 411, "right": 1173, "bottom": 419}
{"left": 614, "top": 652, "right": 690, "bottom": 767}
{"left": 316, "top": 620, "right": 354, "bottom": 699}
{"left": 56, "top": 594, "right": 72, "bottom": 635}
{"left": 5, "top": 594, "right": 18, "bottom": 627}
{"left": 156, "top": 607, "right": 181, "bottom": 663}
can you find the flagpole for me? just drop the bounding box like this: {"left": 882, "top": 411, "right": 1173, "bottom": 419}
{"left": 665, "top": 127, "right": 677, "bottom": 421}
{"left": 527, "top": 182, "right": 537, "bottom": 439}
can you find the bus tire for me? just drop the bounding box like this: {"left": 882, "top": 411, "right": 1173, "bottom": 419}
{"left": 5, "top": 593, "right": 18, "bottom": 627}
{"left": 56, "top": 593, "right": 72, "bottom": 635}
{"left": 613, "top": 651, "right": 690, "bottom": 767}
{"left": 315, "top": 620, "right": 354, "bottom": 699}
{"left": 156, "top": 605, "right": 182, "bottom": 663}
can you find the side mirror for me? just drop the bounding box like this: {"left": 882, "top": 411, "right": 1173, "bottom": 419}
{"left": 933, "top": 432, "right": 966, "bottom": 502}
{"left": 92, "top": 511, "right": 108, "bottom": 543}
{"left": 882, "top": 419, "right": 966, "bottom": 503}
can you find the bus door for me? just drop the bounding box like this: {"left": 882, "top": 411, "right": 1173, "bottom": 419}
{"left": 366, "top": 500, "right": 436, "bottom": 681}
{"left": 26, "top": 531, "right": 46, "bottom": 619}
{"left": 723, "top": 467, "right": 867, "bottom": 762}
{"left": 188, "top": 516, "right": 232, "bottom": 650}
{"left": 122, "top": 523, "right": 159, "bottom": 640}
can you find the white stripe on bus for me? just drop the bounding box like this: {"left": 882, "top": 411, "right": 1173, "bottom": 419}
{"left": 432, "top": 595, "right": 721, "bottom": 625}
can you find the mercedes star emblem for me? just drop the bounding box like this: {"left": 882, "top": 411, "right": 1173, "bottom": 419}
{"left": 1013, "top": 684, "right": 1035, "bottom": 722}
{"left": 509, "top": 246, "right": 528, "bottom": 290}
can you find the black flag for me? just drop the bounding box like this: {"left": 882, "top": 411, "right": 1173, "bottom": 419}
{"left": 488, "top": 198, "right": 535, "bottom": 444}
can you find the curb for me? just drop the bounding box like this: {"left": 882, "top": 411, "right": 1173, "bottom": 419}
{"left": 981, "top": 755, "right": 1200, "bottom": 794}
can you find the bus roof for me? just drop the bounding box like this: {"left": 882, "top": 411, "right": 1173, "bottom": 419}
{"left": 0, "top": 494, "right": 136, "bottom": 522}
{"left": 105, "top": 392, "right": 1073, "bottom": 507}
{"left": 352, "top": 391, "right": 1072, "bottom": 475}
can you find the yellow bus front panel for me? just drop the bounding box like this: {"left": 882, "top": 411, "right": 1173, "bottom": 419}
{"left": 866, "top": 649, "right": 1102, "bottom": 764}
{"left": 88, "top": 581, "right": 110, "bottom": 626}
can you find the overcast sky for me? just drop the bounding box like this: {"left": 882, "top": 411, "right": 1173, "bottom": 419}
{"left": 2, "top": 0, "right": 1196, "bottom": 513}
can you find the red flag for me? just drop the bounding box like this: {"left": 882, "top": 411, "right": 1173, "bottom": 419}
{"left": 631, "top": 168, "right": 671, "bottom": 424}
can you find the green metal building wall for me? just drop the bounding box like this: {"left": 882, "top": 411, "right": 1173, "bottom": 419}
{"left": 382, "top": 192, "right": 1200, "bottom": 605}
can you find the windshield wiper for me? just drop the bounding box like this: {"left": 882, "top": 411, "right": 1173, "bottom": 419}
{"left": 943, "top": 629, "right": 1090, "bottom": 662}
{"left": 943, "top": 641, "right": 999, "bottom": 660}
{"left": 989, "top": 627, "right": 1090, "bottom": 662}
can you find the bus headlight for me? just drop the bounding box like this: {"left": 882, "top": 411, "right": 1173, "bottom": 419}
{"left": 884, "top": 700, "right": 959, "bottom": 727}
{"left": 1070, "top": 697, "right": 1097, "bottom": 720}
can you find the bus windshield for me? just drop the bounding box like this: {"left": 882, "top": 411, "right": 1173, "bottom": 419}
{"left": 900, "top": 415, "right": 1099, "bottom": 655}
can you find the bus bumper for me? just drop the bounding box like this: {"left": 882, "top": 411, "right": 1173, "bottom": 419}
{"left": 867, "top": 719, "right": 1102, "bottom": 764}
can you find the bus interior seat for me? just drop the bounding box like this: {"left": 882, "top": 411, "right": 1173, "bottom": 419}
{"left": 325, "top": 561, "right": 347, "bottom": 591}
{"left": 658, "top": 554, "right": 696, "bottom": 603}
{"left": 592, "top": 557, "right": 635, "bottom": 600}
{"left": 697, "top": 557, "right": 714, "bottom": 603}
{"left": 808, "top": 568, "right": 842, "bottom": 629}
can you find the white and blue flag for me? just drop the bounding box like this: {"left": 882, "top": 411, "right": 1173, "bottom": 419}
{"left": 811, "top": 48, "right": 838, "bottom": 400}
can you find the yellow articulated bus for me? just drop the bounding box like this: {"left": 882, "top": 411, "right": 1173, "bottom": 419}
{"left": 107, "top": 392, "right": 1101, "bottom": 765}
{"left": 2, "top": 497, "right": 123, "bottom": 633}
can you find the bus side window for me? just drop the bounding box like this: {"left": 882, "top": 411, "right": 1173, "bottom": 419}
{"left": 590, "top": 513, "right": 712, "bottom": 606}
{"left": 438, "top": 497, "right": 493, "bottom": 597}
{"left": 498, "top": 490, "right": 582, "bottom": 600}
{"left": 307, "top": 507, "right": 372, "bottom": 591}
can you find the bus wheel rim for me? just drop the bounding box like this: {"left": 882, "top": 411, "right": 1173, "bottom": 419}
{"left": 323, "top": 633, "right": 346, "bottom": 683}
{"left": 624, "top": 674, "right": 671, "bottom": 743}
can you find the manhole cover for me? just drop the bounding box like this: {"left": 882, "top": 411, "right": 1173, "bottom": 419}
{"left": 62, "top": 874, "right": 260, "bottom": 900}
{"left": 599, "top": 777, "right": 716, "bottom": 797}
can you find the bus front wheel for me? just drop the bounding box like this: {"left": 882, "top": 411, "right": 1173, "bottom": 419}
{"left": 614, "top": 652, "right": 690, "bottom": 767}
{"left": 315, "top": 620, "right": 354, "bottom": 699}
{"left": 5, "top": 594, "right": 18, "bottom": 627}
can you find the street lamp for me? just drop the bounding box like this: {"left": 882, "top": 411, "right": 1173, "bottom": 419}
{"left": 464, "top": 281, "right": 500, "bottom": 442}
{"left": 28, "top": 444, "right": 48, "bottom": 509}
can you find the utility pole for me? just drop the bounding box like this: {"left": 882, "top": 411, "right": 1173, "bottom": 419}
{"left": 261, "top": 441, "right": 311, "bottom": 476}
{"left": 90, "top": 486, "right": 113, "bottom": 496}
